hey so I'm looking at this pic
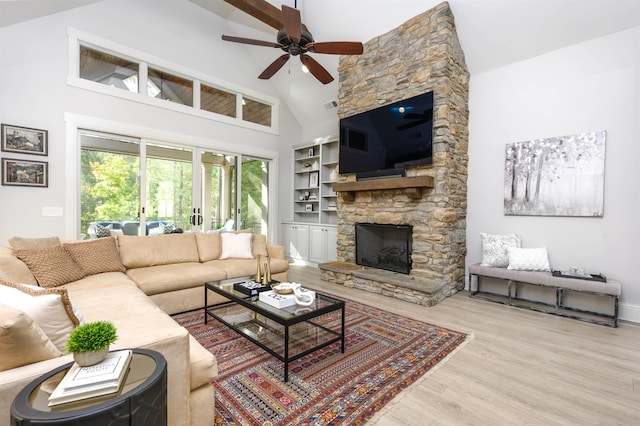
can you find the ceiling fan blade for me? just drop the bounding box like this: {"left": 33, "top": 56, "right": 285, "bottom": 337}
{"left": 300, "top": 54, "right": 334, "bottom": 84}
{"left": 282, "top": 5, "right": 301, "bottom": 44}
{"left": 258, "top": 54, "right": 290, "bottom": 80}
{"left": 222, "top": 35, "right": 282, "bottom": 48}
{"left": 306, "top": 41, "right": 364, "bottom": 55}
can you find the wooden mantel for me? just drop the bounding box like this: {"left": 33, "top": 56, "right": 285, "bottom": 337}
{"left": 332, "top": 176, "right": 434, "bottom": 202}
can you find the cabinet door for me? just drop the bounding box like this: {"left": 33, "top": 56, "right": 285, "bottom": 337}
{"left": 308, "top": 226, "right": 337, "bottom": 263}
{"left": 283, "top": 223, "right": 309, "bottom": 260}
{"left": 308, "top": 226, "right": 326, "bottom": 264}
{"left": 294, "top": 225, "right": 309, "bottom": 260}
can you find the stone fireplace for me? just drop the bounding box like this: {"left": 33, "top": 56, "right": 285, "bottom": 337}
{"left": 320, "top": 2, "right": 469, "bottom": 306}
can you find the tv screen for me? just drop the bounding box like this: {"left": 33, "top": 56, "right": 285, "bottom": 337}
{"left": 339, "top": 91, "right": 434, "bottom": 178}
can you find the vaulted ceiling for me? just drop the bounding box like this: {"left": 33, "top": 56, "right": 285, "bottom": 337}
{"left": 2, "top": 0, "right": 640, "bottom": 135}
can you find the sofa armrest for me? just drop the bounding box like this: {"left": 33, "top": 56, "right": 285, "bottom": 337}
{"left": 0, "top": 354, "right": 74, "bottom": 423}
{"left": 267, "top": 244, "right": 285, "bottom": 260}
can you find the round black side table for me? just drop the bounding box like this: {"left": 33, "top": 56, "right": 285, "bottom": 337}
{"left": 11, "top": 348, "right": 167, "bottom": 426}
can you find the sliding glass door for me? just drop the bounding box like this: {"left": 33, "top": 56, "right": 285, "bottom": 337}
{"left": 80, "top": 131, "right": 140, "bottom": 238}
{"left": 79, "top": 130, "right": 271, "bottom": 238}
{"left": 199, "top": 150, "right": 237, "bottom": 232}
{"left": 240, "top": 156, "right": 269, "bottom": 234}
{"left": 144, "top": 143, "right": 193, "bottom": 234}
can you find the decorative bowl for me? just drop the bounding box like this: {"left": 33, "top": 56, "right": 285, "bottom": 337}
{"left": 271, "top": 282, "right": 299, "bottom": 295}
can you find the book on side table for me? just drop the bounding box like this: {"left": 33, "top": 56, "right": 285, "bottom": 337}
{"left": 48, "top": 349, "right": 133, "bottom": 407}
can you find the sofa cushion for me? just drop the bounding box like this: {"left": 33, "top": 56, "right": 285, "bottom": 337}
{"left": 252, "top": 234, "right": 268, "bottom": 258}
{"left": 0, "top": 278, "right": 83, "bottom": 352}
{"left": 125, "top": 263, "right": 227, "bottom": 296}
{"left": 63, "top": 237, "right": 126, "bottom": 276}
{"left": 194, "top": 232, "right": 221, "bottom": 262}
{"left": 206, "top": 257, "right": 289, "bottom": 278}
{"left": 118, "top": 233, "right": 200, "bottom": 269}
{"left": 13, "top": 245, "right": 86, "bottom": 288}
{"left": 8, "top": 236, "right": 61, "bottom": 250}
{"left": 0, "top": 248, "right": 37, "bottom": 285}
{"left": 0, "top": 303, "right": 62, "bottom": 371}
{"left": 220, "top": 232, "right": 253, "bottom": 259}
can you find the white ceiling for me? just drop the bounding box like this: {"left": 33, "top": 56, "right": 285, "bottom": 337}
{"left": 2, "top": 0, "right": 640, "bottom": 133}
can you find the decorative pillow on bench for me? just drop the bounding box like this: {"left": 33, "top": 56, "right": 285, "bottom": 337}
{"left": 480, "top": 233, "right": 522, "bottom": 268}
{"left": 507, "top": 247, "right": 551, "bottom": 271}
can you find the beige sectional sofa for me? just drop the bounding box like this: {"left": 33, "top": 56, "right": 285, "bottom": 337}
{"left": 0, "top": 231, "right": 288, "bottom": 425}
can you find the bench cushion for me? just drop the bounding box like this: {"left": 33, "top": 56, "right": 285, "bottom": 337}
{"left": 469, "top": 264, "right": 621, "bottom": 296}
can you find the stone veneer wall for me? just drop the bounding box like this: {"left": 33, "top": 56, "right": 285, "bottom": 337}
{"left": 335, "top": 1, "right": 469, "bottom": 300}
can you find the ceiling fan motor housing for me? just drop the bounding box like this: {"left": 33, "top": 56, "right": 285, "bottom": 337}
{"left": 277, "top": 28, "right": 314, "bottom": 55}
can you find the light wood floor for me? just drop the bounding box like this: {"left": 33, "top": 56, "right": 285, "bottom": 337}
{"left": 288, "top": 265, "right": 640, "bottom": 425}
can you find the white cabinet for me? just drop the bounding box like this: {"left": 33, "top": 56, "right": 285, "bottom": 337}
{"left": 308, "top": 225, "right": 338, "bottom": 264}
{"left": 282, "top": 222, "right": 336, "bottom": 264}
{"left": 282, "top": 223, "right": 309, "bottom": 261}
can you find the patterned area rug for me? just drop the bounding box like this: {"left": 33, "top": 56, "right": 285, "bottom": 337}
{"left": 173, "top": 300, "right": 468, "bottom": 425}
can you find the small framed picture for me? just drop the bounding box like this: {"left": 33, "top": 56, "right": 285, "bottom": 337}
{"left": 1, "top": 124, "right": 48, "bottom": 156}
{"left": 308, "top": 148, "right": 314, "bottom": 157}
{"left": 1, "top": 158, "right": 48, "bottom": 187}
{"left": 305, "top": 204, "right": 313, "bottom": 212}
{"left": 309, "top": 171, "right": 319, "bottom": 187}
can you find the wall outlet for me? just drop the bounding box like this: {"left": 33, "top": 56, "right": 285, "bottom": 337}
{"left": 42, "top": 207, "right": 63, "bottom": 217}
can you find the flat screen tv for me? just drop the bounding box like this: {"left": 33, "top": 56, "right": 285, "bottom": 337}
{"left": 339, "top": 91, "right": 434, "bottom": 180}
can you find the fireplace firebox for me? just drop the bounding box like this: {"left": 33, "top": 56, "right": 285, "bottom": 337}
{"left": 355, "top": 223, "right": 412, "bottom": 274}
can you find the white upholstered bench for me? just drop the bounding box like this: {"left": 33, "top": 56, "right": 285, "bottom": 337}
{"left": 468, "top": 263, "right": 621, "bottom": 327}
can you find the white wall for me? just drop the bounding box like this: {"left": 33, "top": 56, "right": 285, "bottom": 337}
{"left": 0, "top": 0, "right": 302, "bottom": 245}
{"left": 466, "top": 26, "right": 640, "bottom": 322}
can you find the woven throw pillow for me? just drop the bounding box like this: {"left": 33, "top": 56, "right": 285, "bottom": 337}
{"left": 0, "top": 278, "right": 84, "bottom": 352}
{"left": 220, "top": 232, "right": 254, "bottom": 259}
{"left": 0, "top": 303, "right": 62, "bottom": 371}
{"left": 480, "top": 233, "right": 522, "bottom": 267}
{"left": 507, "top": 247, "right": 551, "bottom": 271}
{"left": 13, "top": 245, "right": 85, "bottom": 287}
{"left": 63, "top": 237, "right": 126, "bottom": 276}
{"left": 164, "top": 223, "right": 176, "bottom": 234}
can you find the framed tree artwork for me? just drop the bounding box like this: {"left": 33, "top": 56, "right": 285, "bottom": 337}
{"left": 504, "top": 130, "right": 605, "bottom": 216}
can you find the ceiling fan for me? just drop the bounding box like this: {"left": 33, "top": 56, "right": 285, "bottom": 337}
{"left": 221, "top": 3, "right": 363, "bottom": 84}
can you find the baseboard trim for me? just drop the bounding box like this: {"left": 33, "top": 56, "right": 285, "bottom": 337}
{"left": 619, "top": 303, "right": 640, "bottom": 324}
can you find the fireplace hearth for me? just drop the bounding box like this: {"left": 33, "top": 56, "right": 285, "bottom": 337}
{"left": 355, "top": 223, "right": 412, "bottom": 274}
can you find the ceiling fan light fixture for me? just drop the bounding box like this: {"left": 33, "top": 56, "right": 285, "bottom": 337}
{"left": 301, "top": 64, "right": 309, "bottom": 73}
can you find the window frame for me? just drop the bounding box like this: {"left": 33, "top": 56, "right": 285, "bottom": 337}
{"left": 67, "top": 27, "right": 279, "bottom": 135}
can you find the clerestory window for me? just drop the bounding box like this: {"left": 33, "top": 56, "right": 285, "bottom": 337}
{"left": 70, "top": 29, "right": 278, "bottom": 133}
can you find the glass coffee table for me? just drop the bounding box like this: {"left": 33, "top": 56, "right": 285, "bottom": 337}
{"left": 204, "top": 281, "right": 345, "bottom": 382}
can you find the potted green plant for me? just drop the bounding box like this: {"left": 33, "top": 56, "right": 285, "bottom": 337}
{"left": 66, "top": 320, "right": 118, "bottom": 367}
